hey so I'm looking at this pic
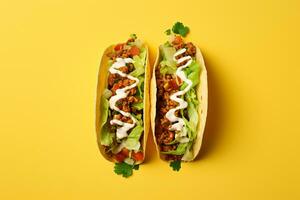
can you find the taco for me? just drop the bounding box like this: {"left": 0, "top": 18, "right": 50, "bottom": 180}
{"left": 96, "top": 35, "right": 150, "bottom": 166}
{"left": 151, "top": 34, "right": 208, "bottom": 162}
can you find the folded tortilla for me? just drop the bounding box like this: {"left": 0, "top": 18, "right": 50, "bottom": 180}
{"left": 150, "top": 45, "right": 208, "bottom": 162}
{"left": 96, "top": 43, "right": 150, "bottom": 164}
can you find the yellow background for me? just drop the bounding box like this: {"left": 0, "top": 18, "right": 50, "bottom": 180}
{"left": 1, "top": 0, "right": 300, "bottom": 199}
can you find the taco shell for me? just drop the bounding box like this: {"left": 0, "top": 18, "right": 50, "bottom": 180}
{"left": 150, "top": 46, "right": 208, "bottom": 162}
{"left": 96, "top": 44, "right": 151, "bottom": 164}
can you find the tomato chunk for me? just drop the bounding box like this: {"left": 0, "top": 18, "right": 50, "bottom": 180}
{"left": 114, "top": 43, "right": 124, "bottom": 51}
{"left": 111, "top": 84, "right": 120, "bottom": 92}
{"left": 115, "top": 152, "right": 126, "bottom": 163}
{"left": 120, "top": 148, "right": 129, "bottom": 157}
{"left": 128, "top": 46, "right": 140, "bottom": 56}
{"left": 132, "top": 151, "right": 144, "bottom": 162}
{"left": 172, "top": 36, "right": 183, "bottom": 45}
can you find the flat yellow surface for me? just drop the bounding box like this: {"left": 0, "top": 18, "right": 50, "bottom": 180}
{"left": 1, "top": 0, "right": 300, "bottom": 199}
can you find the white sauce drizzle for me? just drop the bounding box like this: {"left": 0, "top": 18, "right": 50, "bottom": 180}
{"left": 108, "top": 58, "right": 139, "bottom": 139}
{"left": 165, "top": 48, "right": 193, "bottom": 133}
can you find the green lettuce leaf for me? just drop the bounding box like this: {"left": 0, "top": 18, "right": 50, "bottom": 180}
{"left": 187, "top": 61, "right": 200, "bottom": 88}
{"left": 124, "top": 125, "right": 143, "bottom": 150}
{"left": 180, "top": 60, "right": 200, "bottom": 90}
{"left": 132, "top": 113, "right": 143, "bottom": 126}
{"left": 130, "top": 56, "right": 145, "bottom": 77}
{"left": 100, "top": 124, "right": 114, "bottom": 146}
{"left": 180, "top": 89, "right": 198, "bottom": 141}
{"left": 100, "top": 91, "right": 114, "bottom": 146}
{"left": 129, "top": 47, "right": 146, "bottom": 78}
{"left": 139, "top": 47, "right": 147, "bottom": 66}
{"left": 132, "top": 102, "right": 143, "bottom": 110}
{"left": 159, "top": 45, "right": 177, "bottom": 74}
{"left": 161, "top": 143, "right": 189, "bottom": 155}
{"left": 186, "top": 89, "right": 198, "bottom": 139}
{"left": 136, "top": 76, "right": 144, "bottom": 99}
{"left": 182, "top": 142, "right": 194, "bottom": 161}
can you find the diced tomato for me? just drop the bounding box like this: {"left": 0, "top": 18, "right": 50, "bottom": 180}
{"left": 173, "top": 36, "right": 183, "bottom": 45}
{"left": 128, "top": 46, "right": 140, "bottom": 56}
{"left": 114, "top": 43, "right": 124, "bottom": 51}
{"left": 169, "top": 79, "right": 179, "bottom": 90}
{"left": 132, "top": 151, "right": 144, "bottom": 162}
{"left": 115, "top": 152, "right": 126, "bottom": 163}
{"left": 112, "top": 81, "right": 122, "bottom": 92}
{"left": 112, "top": 84, "right": 119, "bottom": 92}
{"left": 120, "top": 148, "right": 129, "bottom": 157}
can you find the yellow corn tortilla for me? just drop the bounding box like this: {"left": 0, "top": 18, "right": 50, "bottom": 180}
{"left": 95, "top": 44, "right": 150, "bottom": 164}
{"left": 150, "top": 45, "right": 208, "bottom": 162}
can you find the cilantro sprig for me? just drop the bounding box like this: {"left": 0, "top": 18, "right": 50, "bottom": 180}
{"left": 165, "top": 29, "right": 171, "bottom": 35}
{"left": 114, "top": 162, "right": 139, "bottom": 178}
{"left": 170, "top": 160, "right": 181, "bottom": 171}
{"left": 130, "top": 33, "right": 137, "bottom": 40}
{"left": 165, "top": 22, "right": 190, "bottom": 37}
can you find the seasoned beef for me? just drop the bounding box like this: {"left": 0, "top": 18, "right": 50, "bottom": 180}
{"left": 155, "top": 36, "right": 197, "bottom": 158}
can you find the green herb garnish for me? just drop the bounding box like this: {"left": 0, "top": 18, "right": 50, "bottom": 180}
{"left": 172, "top": 22, "right": 189, "bottom": 37}
{"left": 170, "top": 160, "right": 181, "bottom": 171}
{"left": 165, "top": 29, "right": 171, "bottom": 35}
{"left": 114, "top": 162, "right": 139, "bottom": 178}
{"left": 130, "top": 33, "right": 137, "bottom": 40}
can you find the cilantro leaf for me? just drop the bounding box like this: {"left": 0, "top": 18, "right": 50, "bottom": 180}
{"left": 170, "top": 160, "right": 181, "bottom": 171}
{"left": 130, "top": 33, "right": 137, "bottom": 40}
{"left": 172, "top": 22, "right": 189, "bottom": 37}
{"left": 114, "top": 162, "right": 139, "bottom": 178}
{"left": 165, "top": 29, "right": 171, "bottom": 35}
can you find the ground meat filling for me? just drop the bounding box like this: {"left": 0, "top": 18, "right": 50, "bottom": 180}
{"left": 103, "top": 37, "right": 144, "bottom": 161}
{"left": 155, "top": 37, "right": 196, "bottom": 161}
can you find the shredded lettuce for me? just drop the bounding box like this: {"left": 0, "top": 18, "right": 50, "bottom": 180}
{"left": 178, "top": 89, "right": 198, "bottom": 141}
{"left": 103, "top": 88, "right": 112, "bottom": 99}
{"left": 124, "top": 114, "right": 143, "bottom": 150}
{"left": 136, "top": 77, "right": 144, "bottom": 99}
{"left": 100, "top": 124, "right": 114, "bottom": 146}
{"left": 161, "top": 143, "right": 189, "bottom": 155}
{"left": 139, "top": 47, "right": 147, "bottom": 66}
{"left": 100, "top": 90, "right": 114, "bottom": 146}
{"left": 159, "top": 60, "right": 177, "bottom": 74}
{"left": 159, "top": 45, "right": 177, "bottom": 74}
{"left": 186, "top": 89, "right": 198, "bottom": 140}
{"left": 108, "top": 60, "right": 113, "bottom": 67}
{"left": 186, "top": 60, "right": 200, "bottom": 87}
{"left": 124, "top": 125, "right": 143, "bottom": 150}
{"left": 130, "top": 56, "right": 144, "bottom": 77}
{"left": 179, "top": 60, "right": 200, "bottom": 90}
{"left": 182, "top": 142, "right": 194, "bottom": 160}
{"left": 130, "top": 47, "right": 146, "bottom": 106}
{"left": 129, "top": 47, "right": 146, "bottom": 78}
{"left": 132, "top": 102, "right": 143, "bottom": 110}
{"left": 132, "top": 113, "right": 143, "bottom": 126}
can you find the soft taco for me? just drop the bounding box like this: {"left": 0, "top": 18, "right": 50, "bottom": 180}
{"left": 151, "top": 31, "right": 208, "bottom": 164}
{"left": 96, "top": 35, "right": 150, "bottom": 168}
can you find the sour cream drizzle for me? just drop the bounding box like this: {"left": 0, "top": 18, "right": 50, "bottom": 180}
{"left": 166, "top": 48, "right": 193, "bottom": 132}
{"left": 109, "top": 58, "right": 139, "bottom": 139}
